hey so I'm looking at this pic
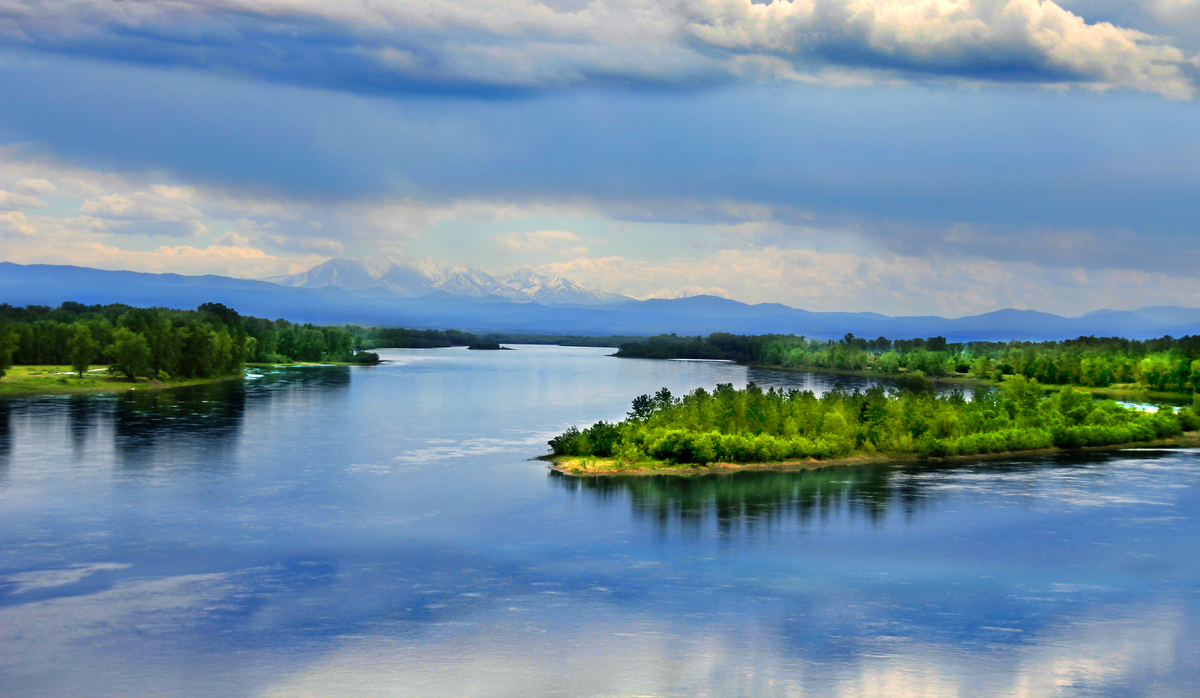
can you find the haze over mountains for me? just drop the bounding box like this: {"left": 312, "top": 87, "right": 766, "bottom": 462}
{"left": 4, "top": 261, "right": 1200, "bottom": 343}
{"left": 266, "top": 257, "right": 630, "bottom": 306}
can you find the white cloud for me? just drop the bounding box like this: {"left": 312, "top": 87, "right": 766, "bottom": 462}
{"left": 493, "top": 229, "right": 589, "bottom": 254}
{"left": 538, "top": 246, "right": 1200, "bottom": 315}
{"left": 3, "top": 149, "right": 1200, "bottom": 315}
{"left": 14, "top": 178, "right": 57, "bottom": 195}
{"left": 0, "top": 189, "right": 47, "bottom": 210}
{"left": 79, "top": 186, "right": 204, "bottom": 223}
{"left": 0, "top": 210, "right": 38, "bottom": 237}
{"left": 640, "top": 285, "right": 732, "bottom": 299}
{"left": 679, "top": 0, "right": 1194, "bottom": 98}
{"left": 1, "top": 0, "right": 1194, "bottom": 97}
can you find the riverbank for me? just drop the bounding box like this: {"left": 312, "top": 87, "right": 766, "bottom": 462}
{"left": 745, "top": 362, "right": 994, "bottom": 388}
{"left": 742, "top": 361, "right": 1194, "bottom": 404}
{"left": 544, "top": 432, "right": 1200, "bottom": 476}
{"left": 0, "top": 365, "right": 245, "bottom": 398}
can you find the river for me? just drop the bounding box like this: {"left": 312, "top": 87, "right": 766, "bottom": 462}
{"left": 1, "top": 345, "right": 1198, "bottom": 697}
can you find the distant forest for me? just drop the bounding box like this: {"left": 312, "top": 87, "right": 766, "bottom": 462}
{"left": 0, "top": 301, "right": 637, "bottom": 380}
{"left": 616, "top": 332, "right": 1200, "bottom": 394}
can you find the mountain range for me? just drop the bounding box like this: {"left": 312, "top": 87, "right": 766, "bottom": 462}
{"left": 266, "top": 257, "right": 630, "bottom": 306}
{"left": 4, "top": 261, "right": 1200, "bottom": 342}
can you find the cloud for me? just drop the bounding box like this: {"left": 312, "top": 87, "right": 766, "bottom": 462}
{"left": 538, "top": 246, "right": 1200, "bottom": 315}
{"left": 0, "top": 210, "right": 38, "bottom": 236}
{"left": 493, "top": 229, "right": 589, "bottom": 254}
{"left": 79, "top": 185, "right": 204, "bottom": 224}
{"left": 640, "top": 285, "right": 733, "bottom": 299}
{"left": 62, "top": 241, "right": 325, "bottom": 279}
{"left": 0, "top": 0, "right": 1194, "bottom": 97}
{"left": 0, "top": 189, "right": 46, "bottom": 210}
{"left": 680, "top": 0, "right": 1195, "bottom": 98}
{"left": 14, "top": 177, "right": 56, "bottom": 195}
{"left": 2, "top": 146, "right": 1200, "bottom": 316}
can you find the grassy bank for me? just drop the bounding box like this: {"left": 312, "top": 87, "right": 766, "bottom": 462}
{"left": 0, "top": 365, "right": 244, "bottom": 398}
{"left": 544, "top": 433, "right": 1200, "bottom": 476}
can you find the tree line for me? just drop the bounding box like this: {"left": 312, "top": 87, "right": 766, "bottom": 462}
{"left": 616, "top": 333, "right": 1200, "bottom": 394}
{"left": 0, "top": 301, "right": 540, "bottom": 380}
{"left": 550, "top": 379, "right": 1200, "bottom": 465}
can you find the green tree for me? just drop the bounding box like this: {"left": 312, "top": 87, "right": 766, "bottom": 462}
{"left": 108, "top": 327, "right": 151, "bottom": 379}
{"left": 69, "top": 325, "right": 99, "bottom": 378}
{"left": 0, "top": 323, "right": 18, "bottom": 378}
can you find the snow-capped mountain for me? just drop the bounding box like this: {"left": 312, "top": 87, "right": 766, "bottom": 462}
{"left": 497, "top": 267, "right": 628, "bottom": 305}
{"left": 265, "top": 257, "right": 631, "bottom": 306}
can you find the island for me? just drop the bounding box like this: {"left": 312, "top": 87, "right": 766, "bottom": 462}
{"left": 544, "top": 380, "right": 1200, "bottom": 476}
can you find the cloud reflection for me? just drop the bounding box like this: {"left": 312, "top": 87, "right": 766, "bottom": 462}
{"left": 254, "top": 595, "right": 1191, "bottom": 697}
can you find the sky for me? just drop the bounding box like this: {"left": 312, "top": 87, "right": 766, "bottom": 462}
{"left": 1, "top": 0, "right": 1199, "bottom": 317}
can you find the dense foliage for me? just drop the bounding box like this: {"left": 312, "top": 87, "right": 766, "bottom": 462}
{"left": 0, "top": 302, "right": 382, "bottom": 379}
{"left": 0, "top": 301, "right": 640, "bottom": 380}
{"left": 467, "top": 340, "right": 504, "bottom": 350}
{"left": 616, "top": 333, "right": 1200, "bottom": 393}
{"left": 549, "top": 379, "right": 1200, "bottom": 465}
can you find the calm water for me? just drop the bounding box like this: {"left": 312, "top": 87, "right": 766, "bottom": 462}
{"left": 2, "top": 346, "right": 1199, "bottom": 697}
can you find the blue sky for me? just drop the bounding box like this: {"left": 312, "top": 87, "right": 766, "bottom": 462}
{"left": 1, "top": 0, "right": 1199, "bottom": 316}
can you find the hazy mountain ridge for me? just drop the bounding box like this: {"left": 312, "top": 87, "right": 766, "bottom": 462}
{"left": 5, "top": 262, "right": 1200, "bottom": 341}
{"left": 266, "top": 257, "right": 630, "bottom": 306}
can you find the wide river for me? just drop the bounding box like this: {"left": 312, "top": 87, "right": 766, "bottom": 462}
{"left": 2, "top": 346, "right": 1199, "bottom": 697}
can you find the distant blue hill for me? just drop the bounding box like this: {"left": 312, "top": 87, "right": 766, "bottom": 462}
{"left": 2, "top": 262, "right": 1199, "bottom": 341}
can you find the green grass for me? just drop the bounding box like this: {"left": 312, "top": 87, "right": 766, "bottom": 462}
{"left": 0, "top": 365, "right": 242, "bottom": 398}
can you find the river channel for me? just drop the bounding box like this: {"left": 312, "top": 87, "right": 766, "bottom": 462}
{"left": 2, "top": 345, "right": 1198, "bottom": 697}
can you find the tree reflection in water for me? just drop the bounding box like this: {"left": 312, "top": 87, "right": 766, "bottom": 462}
{"left": 551, "top": 456, "right": 1102, "bottom": 538}
{"left": 552, "top": 466, "right": 897, "bottom": 535}
{"left": 107, "top": 365, "right": 350, "bottom": 472}
{"left": 0, "top": 401, "right": 10, "bottom": 476}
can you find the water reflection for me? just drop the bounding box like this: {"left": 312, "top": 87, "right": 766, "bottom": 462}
{"left": 0, "top": 401, "right": 10, "bottom": 474}
{"left": 66, "top": 395, "right": 104, "bottom": 457}
{"left": 554, "top": 466, "right": 898, "bottom": 534}
{"left": 746, "top": 365, "right": 987, "bottom": 401}
{"left": 2, "top": 348, "right": 1199, "bottom": 698}
{"left": 107, "top": 366, "right": 349, "bottom": 471}
{"left": 112, "top": 381, "right": 248, "bottom": 471}
{"left": 553, "top": 454, "right": 1150, "bottom": 538}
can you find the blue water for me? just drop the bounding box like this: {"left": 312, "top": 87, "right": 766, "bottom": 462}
{"left": 1, "top": 346, "right": 1198, "bottom": 697}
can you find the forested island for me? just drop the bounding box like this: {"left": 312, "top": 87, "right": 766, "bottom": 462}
{"left": 546, "top": 380, "right": 1200, "bottom": 475}
{"left": 616, "top": 332, "right": 1200, "bottom": 402}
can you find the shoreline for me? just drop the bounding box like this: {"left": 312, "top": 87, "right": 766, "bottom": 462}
{"left": 624, "top": 357, "right": 1195, "bottom": 405}
{"left": 542, "top": 433, "right": 1200, "bottom": 477}
{"left": 0, "top": 365, "right": 249, "bottom": 398}
{"left": 0, "top": 360, "right": 382, "bottom": 399}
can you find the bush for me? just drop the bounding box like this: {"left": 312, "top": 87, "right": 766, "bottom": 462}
{"left": 584, "top": 421, "right": 622, "bottom": 457}
{"left": 339, "top": 351, "right": 380, "bottom": 364}
{"left": 549, "top": 426, "right": 585, "bottom": 456}
{"left": 648, "top": 430, "right": 717, "bottom": 464}
{"left": 894, "top": 371, "right": 935, "bottom": 395}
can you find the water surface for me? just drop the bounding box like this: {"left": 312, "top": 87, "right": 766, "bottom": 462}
{"left": 2, "top": 346, "right": 1198, "bottom": 697}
